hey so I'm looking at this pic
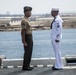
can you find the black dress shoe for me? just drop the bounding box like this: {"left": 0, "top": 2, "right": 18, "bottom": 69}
{"left": 22, "top": 67, "right": 33, "bottom": 71}
{"left": 28, "top": 66, "right": 34, "bottom": 69}
{"left": 52, "top": 66, "right": 62, "bottom": 70}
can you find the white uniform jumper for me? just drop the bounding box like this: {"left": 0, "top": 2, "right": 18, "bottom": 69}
{"left": 51, "top": 15, "right": 63, "bottom": 69}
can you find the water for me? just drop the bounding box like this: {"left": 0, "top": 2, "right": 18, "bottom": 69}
{"left": 0, "top": 29, "right": 76, "bottom": 58}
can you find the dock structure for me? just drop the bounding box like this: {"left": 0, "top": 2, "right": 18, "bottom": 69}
{"left": 0, "top": 55, "right": 76, "bottom": 75}
{"left": 0, "top": 56, "right": 66, "bottom": 68}
{"left": 0, "top": 55, "right": 76, "bottom": 68}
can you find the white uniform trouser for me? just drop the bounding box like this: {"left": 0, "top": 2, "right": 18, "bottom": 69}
{"left": 51, "top": 39, "right": 63, "bottom": 69}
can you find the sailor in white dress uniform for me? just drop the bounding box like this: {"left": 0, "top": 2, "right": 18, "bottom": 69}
{"left": 51, "top": 8, "right": 63, "bottom": 70}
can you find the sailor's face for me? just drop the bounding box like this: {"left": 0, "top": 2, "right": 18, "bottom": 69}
{"left": 51, "top": 11, "right": 55, "bottom": 16}
{"left": 51, "top": 11, "right": 58, "bottom": 17}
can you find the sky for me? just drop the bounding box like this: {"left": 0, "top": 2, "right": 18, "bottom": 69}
{"left": 0, "top": 0, "right": 76, "bottom": 14}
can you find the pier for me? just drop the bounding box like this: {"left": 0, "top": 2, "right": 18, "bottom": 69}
{"left": 0, "top": 55, "right": 76, "bottom": 75}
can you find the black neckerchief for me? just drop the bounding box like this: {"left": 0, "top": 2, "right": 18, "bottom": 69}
{"left": 50, "top": 17, "right": 56, "bottom": 29}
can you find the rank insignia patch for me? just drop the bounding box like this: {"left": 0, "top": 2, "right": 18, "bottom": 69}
{"left": 57, "top": 23, "right": 60, "bottom": 28}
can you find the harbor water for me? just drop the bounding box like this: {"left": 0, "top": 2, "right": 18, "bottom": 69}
{"left": 0, "top": 29, "right": 76, "bottom": 58}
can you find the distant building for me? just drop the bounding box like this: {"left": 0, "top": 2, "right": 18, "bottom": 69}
{"left": 29, "top": 16, "right": 39, "bottom": 21}
{"left": 0, "top": 19, "right": 11, "bottom": 27}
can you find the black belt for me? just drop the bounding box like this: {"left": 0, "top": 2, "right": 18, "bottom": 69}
{"left": 25, "top": 34, "right": 32, "bottom": 36}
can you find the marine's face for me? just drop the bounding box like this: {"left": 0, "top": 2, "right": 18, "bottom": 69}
{"left": 25, "top": 11, "right": 31, "bottom": 17}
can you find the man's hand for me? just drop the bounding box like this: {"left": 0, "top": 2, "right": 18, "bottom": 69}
{"left": 55, "top": 40, "right": 60, "bottom": 42}
{"left": 22, "top": 39, "right": 28, "bottom": 46}
{"left": 23, "top": 42, "right": 28, "bottom": 46}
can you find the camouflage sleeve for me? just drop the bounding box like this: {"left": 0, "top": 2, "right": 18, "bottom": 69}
{"left": 21, "top": 20, "right": 27, "bottom": 29}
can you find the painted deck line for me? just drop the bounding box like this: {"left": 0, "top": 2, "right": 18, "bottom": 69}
{"left": 1, "top": 57, "right": 66, "bottom": 68}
